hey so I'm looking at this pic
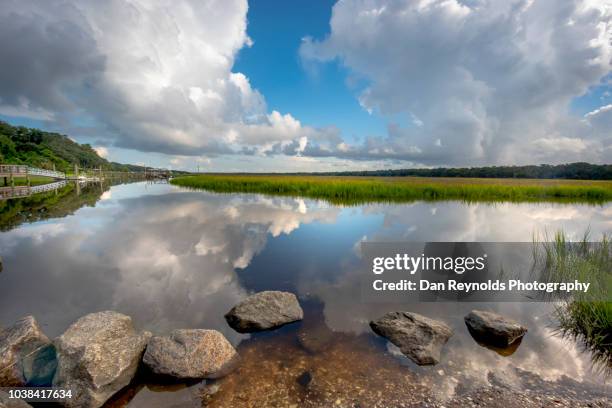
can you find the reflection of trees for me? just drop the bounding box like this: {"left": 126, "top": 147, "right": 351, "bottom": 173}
{"left": 0, "top": 181, "right": 111, "bottom": 231}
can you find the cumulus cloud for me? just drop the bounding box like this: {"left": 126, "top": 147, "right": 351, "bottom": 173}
{"left": 301, "top": 0, "right": 612, "bottom": 165}
{"left": 93, "top": 146, "right": 109, "bottom": 158}
{"left": 1, "top": 0, "right": 610, "bottom": 166}
{"left": 0, "top": 0, "right": 328, "bottom": 156}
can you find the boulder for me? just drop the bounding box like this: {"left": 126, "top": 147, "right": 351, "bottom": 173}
{"left": 0, "top": 316, "right": 55, "bottom": 387}
{"left": 143, "top": 329, "right": 238, "bottom": 379}
{"left": 464, "top": 310, "right": 527, "bottom": 347}
{"left": 370, "top": 311, "right": 453, "bottom": 365}
{"left": 225, "top": 291, "right": 303, "bottom": 333}
{"left": 0, "top": 391, "right": 32, "bottom": 408}
{"left": 52, "top": 311, "right": 151, "bottom": 408}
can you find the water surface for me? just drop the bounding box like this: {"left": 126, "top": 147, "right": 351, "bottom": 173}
{"left": 0, "top": 182, "right": 610, "bottom": 406}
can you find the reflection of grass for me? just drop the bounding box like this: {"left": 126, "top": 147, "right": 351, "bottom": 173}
{"left": 170, "top": 175, "right": 612, "bottom": 204}
{"left": 535, "top": 232, "right": 611, "bottom": 375}
{"left": 557, "top": 301, "right": 612, "bottom": 372}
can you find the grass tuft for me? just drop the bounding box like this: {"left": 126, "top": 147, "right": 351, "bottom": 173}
{"left": 534, "top": 232, "right": 611, "bottom": 375}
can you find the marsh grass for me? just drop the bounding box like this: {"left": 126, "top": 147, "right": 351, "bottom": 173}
{"left": 534, "top": 232, "right": 612, "bottom": 375}
{"left": 170, "top": 174, "right": 612, "bottom": 204}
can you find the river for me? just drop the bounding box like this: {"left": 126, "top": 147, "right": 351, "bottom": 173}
{"left": 0, "top": 181, "right": 610, "bottom": 407}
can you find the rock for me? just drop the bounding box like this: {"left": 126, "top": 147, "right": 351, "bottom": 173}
{"left": 464, "top": 310, "right": 527, "bottom": 347}
{"left": 143, "top": 329, "right": 238, "bottom": 379}
{"left": 0, "top": 391, "right": 32, "bottom": 408}
{"left": 370, "top": 311, "right": 453, "bottom": 365}
{"left": 225, "top": 291, "right": 303, "bottom": 333}
{"left": 296, "top": 371, "right": 313, "bottom": 387}
{"left": 52, "top": 311, "right": 151, "bottom": 408}
{"left": 22, "top": 343, "right": 57, "bottom": 387}
{"left": 0, "top": 316, "right": 55, "bottom": 387}
{"left": 0, "top": 256, "right": 3, "bottom": 273}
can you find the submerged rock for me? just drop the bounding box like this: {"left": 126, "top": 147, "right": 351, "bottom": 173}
{"left": 0, "top": 316, "right": 55, "bottom": 387}
{"left": 52, "top": 311, "right": 151, "bottom": 408}
{"left": 464, "top": 310, "right": 527, "bottom": 347}
{"left": 225, "top": 291, "right": 303, "bottom": 333}
{"left": 0, "top": 391, "right": 32, "bottom": 408}
{"left": 370, "top": 311, "right": 453, "bottom": 365}
{"left": 296, "top": 370, "right": 313, "bottom": 388}
{"left": 143, "top": 329, "right": 238, "bottom": 379}
{"left": 297, "top": 324, "right": 335, "bottom": 354}
{"left": 0, "top": 256, "right": 3, "bottom": 273}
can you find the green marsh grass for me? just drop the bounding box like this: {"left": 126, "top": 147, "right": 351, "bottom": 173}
{"left": 534, "top": 232, "right": 611, "bottom": 375}
{"left": 170, "top": 174, "right": 612, "bottom": 204}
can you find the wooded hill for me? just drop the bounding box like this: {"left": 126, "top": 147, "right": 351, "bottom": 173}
{"left": 0, "top": 121, "right": 148, "bottom": 172}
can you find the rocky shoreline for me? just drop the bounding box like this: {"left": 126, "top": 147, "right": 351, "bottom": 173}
{"left": 0, "top": 291, "right": 306, "bottom": 407}
{"left": 0, "top": 291, "right": 604, "bottom": 408}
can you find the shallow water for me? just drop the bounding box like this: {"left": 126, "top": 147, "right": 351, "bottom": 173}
{"left": 0, "top": 181, "right": 610, "bottom": 406}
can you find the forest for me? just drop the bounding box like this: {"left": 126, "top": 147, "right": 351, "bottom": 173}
{"left": 307, "top": 163, "right": 612, "bottom": 180}
{"left": 0, "top": 121, "right": 146, "bottom": 172}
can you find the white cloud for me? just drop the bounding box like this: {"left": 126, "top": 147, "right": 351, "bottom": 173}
{"left": 301, "top": 0, "right": 612, "bottom": 165}
{"left": 0, "top": 0, "right": 328, "bottom": 157}
{"left": 530, "top": 137, "right": 588, "bottom": 153}
{"left": 1, "top": 0, "right": 611, "bottom": 167}
{"left": 93, "top": 146, "right": 109, "bottom": 158}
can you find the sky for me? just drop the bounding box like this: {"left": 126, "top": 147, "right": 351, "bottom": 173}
{"left": 0, "top": 0, "right": 610, "bottom": 172}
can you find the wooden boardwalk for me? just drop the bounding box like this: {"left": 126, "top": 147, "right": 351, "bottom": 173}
{"left": 0, "top": 180, "right": 69, "bottom": 200}
{"left": 0, "top": 164, "right": 106, "bottom": 183}
{"left": 1, "top": 164, "right": 171, "bottom": 182}
{"left": 0, "top": 164, "right": 66, "bottom": 181}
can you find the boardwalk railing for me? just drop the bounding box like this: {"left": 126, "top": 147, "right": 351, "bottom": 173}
{"left": 0, "top": 164, "right": 172, "bottom": 182}
{"left": 0, "top": 181, "right": 69, "bottom": 200}
{"left": 0, "top": 165, "right": 28, "bottom": 176}
{"left": 27, "top": 167, "right": 66, "bottom": 179}
{"left": 30, "top": 180, "right": 68, "bottom": 194}
{"left": 0, "top": 186, "right": 31, "bottom": 200}
{"left": 0, "top": 165, "right": 66, "bottom": 179}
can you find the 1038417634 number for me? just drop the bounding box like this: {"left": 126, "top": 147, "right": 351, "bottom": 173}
{"left": 3, "top": 387, "right": 72, "bottom": 402}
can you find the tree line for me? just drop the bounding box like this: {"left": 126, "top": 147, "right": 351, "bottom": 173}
{"left": 303, "top": 163, "right": 612, "bottom": 180}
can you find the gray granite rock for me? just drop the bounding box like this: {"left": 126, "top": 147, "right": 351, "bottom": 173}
{"left": 370, "top": 311, "right": 453, "bottom": 365}
{"left": 0, "top": 316, "right": 55, "bottom": 387}
{"left": 225, "top": 291, "right": 303, "bottom": 333}
{"left": 464, "top": 310, "right": 527, "bottom": 347}
{"left": 52, "top": 311, "right": 151, "bottom": 408}
{"left": 143, "top": 329, "right": 238, "bottom": 379}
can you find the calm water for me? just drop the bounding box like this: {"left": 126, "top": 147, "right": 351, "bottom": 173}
{"left": 0, "top": 181, "right": 610, "bottom": 406}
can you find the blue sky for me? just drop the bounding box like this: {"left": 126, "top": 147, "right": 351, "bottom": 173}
{"left": 0, "top": 0, "right": 610, "bottom": 170}
{"left": 234, "top": 0, "right": 387, "bottom": 143}
{"left": 570, "top": 73, "right": 612, "bottom": 115}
